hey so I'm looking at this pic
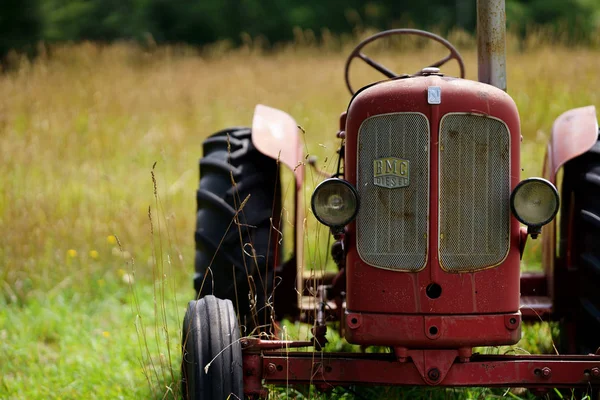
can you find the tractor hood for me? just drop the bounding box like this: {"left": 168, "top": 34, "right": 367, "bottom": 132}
{"left": 343, "top": 74, "right": 522, "bottom": 317}
{"left": 347, "top": 75, "right": 517, "bottom": 123}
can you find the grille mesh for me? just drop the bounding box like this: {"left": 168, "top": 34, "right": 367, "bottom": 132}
{"left": 356, "top": 113, "right": 429, "bottom": 271}
{"left": 439, "top": 114, "right": 510, "bottom": 271}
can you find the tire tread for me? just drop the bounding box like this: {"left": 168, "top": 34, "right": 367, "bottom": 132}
{"left": 562, "top": 136, "right": 600, "bottom": 353}
{"left": 194, "top": 127, "right": 279, "bottom": 329}
{"left": 181, "top": 296, "right": 243, "bottom": 400}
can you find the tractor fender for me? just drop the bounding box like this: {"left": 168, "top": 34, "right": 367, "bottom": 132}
{"left": 544, "top": 105, "right": 598, "bottom": 183}
{"left": 542, "top": 105, "right": 597, "bottom": 303}
{"left": 252, "top": 104, "right": 304, "bottom": 189}
{"left": 252, "top": 104, "right": 305, "bottom": 315}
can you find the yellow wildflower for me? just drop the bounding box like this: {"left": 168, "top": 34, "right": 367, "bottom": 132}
{"left": 89, "top": 250, "right": 99, "bottom": 259}
{"left": 107, "top": 235, "right": 117, "bottom": 245}
{"left": 102, "top": 331, "right": 110, "bottom": 338}
{"left": 67, "top": 249, "right": 77, "bottom": 258}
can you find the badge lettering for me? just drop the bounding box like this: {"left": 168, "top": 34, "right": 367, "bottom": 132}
{"left": 373, "top": 157, "right": 410, "bottom": 188}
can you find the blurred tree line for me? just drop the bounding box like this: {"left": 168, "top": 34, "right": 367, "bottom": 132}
{"left": 2, "top": 0, "right": 600, "bottom": 59}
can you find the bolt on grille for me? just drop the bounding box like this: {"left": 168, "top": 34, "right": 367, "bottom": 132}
{"left": 438, "top": 113, "right": 510, "bottom": 272}
{"left": 356, "top": 113, "right": 430, "bottom": 271}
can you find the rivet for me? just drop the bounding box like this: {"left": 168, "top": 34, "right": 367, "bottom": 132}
{"left": 427, "top": 368, "right": 441, "bottom": 382}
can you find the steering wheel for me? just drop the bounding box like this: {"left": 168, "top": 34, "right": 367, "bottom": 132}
{"left": 344, "top": 29, "right": 466, "bottom": 95}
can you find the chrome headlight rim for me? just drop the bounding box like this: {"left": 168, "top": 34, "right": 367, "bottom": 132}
{"left": 510, "top": 177, "right": 559, "bottom": 227}
{"left": 311, "top": 178, "right": 360, "bottom": 228}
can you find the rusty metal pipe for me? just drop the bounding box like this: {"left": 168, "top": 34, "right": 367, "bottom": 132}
{"left": 477, "top": 0, "right": 507, "bottom": 91}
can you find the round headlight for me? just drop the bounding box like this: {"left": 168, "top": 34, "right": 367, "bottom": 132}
{"left": 311, "top": 178, "right": 359, "bottom": 227}
{"left": 510, "top": 178, "right": 559, "bottom": 227}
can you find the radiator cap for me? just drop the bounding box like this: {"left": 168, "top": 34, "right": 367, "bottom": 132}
{"left": 421, "top": 67, "right": 441, "bottom": 75}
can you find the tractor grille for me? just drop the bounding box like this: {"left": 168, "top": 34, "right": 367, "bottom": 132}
{"left": 356, "top": 113, "right": 430, "bottom": 271}
{"left": 438, "top": 113, "right": 510, "bottom": 271}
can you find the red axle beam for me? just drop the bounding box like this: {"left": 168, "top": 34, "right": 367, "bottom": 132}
{"left": 243, "top": 351, "right": 600, "bottom": 395}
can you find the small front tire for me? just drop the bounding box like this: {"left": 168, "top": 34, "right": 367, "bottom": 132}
{"left": 181, "top": 295, "right": 244, "bottom": 400}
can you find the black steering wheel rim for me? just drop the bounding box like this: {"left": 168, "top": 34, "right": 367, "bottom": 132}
{"left": 344, "top": 29, "right": 466, "bottom": 95}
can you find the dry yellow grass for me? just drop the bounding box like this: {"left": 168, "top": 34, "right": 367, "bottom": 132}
{"left": 1, "top": 41, "right": 598, "bottom": 290}
{"left": 0, "top": 37, "right": 598, "bottom": 398}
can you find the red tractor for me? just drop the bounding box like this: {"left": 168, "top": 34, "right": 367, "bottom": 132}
{"left": 181, "top": 0, "right": 600, "bottom": 398}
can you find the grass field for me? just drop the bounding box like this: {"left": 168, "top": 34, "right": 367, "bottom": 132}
{"left": 0, "top": 33, "right": 599, "bottom": 399}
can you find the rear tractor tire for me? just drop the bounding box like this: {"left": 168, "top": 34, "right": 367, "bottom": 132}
{"left": 561, "top": 135, "right": 600, "bottom": 354}
{"left": 181, "top": 295, "right": 244, "bottom": 400}
{"left": 193, "top": 127, "right": 281, "bottom": 332}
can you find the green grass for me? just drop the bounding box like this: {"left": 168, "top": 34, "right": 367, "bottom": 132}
{"left": 0, "top": 236, "right": 182, "bottom": 398}
{"left": 0, "top": 36, "right": 599, "bottom": 399}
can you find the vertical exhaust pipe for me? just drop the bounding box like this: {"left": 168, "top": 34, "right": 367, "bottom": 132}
{"left": 477, "top": 0, "right": 507, "bottom": 91}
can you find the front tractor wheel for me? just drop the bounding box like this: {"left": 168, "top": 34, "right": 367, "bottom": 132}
{"left": 181, "top": 296, "right": 244, "bottom": 400}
